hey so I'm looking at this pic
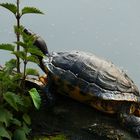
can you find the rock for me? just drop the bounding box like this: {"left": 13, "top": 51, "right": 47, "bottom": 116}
{"left": 30, "top": 94, "right": 139, "bottom": 140}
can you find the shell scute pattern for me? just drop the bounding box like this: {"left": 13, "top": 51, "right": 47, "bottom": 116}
{"left": 45, "top": 51, "right": 140, "bottom": 102}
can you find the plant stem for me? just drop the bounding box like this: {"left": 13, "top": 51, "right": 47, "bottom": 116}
{"left": 22, "top": 51, "right": 27, "bottom": 94}
{"left": 16, "top": 0, "right": 20, "bottom": 73}
{"left": 23, "top": 60, "right": 27, "bottom": 81}
{"left": 20, "top": 60, "right": 27, "bottom": 94}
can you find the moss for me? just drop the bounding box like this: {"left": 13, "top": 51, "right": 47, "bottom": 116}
{"left": 32, "top": 134, "right": 67, "bottom": 140}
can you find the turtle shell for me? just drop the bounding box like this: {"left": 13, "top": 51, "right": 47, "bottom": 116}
{"left": 43, "top": 51, "right": 140, "bottom": 102}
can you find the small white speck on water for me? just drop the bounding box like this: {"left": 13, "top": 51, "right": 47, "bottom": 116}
{"left": 72, "top": 31, "right": 76, "bottom": 35}
{"left": 95, "top": 35, "right": 99, "bottom": 39}
{"left": 113, "top": 38, "right": 119, "bottom": 42}
{"left": 108, "top": 7, "right": 113, "bottom": 11}
{"left": 129, "top": 42, "right": 133, "bottom": 46}
{"left": 51, "top": 23, "right": 55, "bottom": 27}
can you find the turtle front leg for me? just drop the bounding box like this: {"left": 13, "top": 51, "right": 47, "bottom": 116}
{"left": 42, "top": 85, "right": 56, "bottom": 107}
{"left": 118, "top": 111, "right": 140, "bottom": 137}
{"left": 39, "top": 75, "right": 56, "bottom": 107}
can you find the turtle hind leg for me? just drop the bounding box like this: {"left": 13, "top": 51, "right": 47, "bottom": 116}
{"left": 118, "top": 108, "right": 140, "bottom": 138}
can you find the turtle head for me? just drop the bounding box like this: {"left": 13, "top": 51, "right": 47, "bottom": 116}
{"left": 23, "top": 28, "right": 49, "bottom": 73}
{"left": 23, "top": 28, "right": 49, "bottom": 55}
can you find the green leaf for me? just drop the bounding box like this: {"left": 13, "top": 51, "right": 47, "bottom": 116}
{"left": 26, "top": 68, "right": 39, "bottom": 76}
{"left": 28, "top": 47, "right": 44, "bottom": 57}
{"left": 13, "top": 123, "right": 30, "bottom": 139}
{"left": 0, "top": 126, "right": 11, "bottom": 140}
{"left": 14, "top": 41, "right": 27, "bottom": 49}
{"left": 5, "top": 59, "right": 17, "bottom": 69}
{"left": 21, "top": 7, "right": 44, "bottom": 16}
{"left": 5, "top": 59, "right": 17, "bottom": 72}
{"left": 11, "top": 118, "right": 21, "bottom": 126}
{"left": 22, "top": 32, "right": 36, "bottom": 44}
{"left": 0, "top": 3, "right": 17, "bottom": 15}
{"left": 21, "top": 96, "right": 32, "bottom": 109}
{"left": 3, "top": 92, "right": 23, "bottom": 111}
{"left": 27, "top": 55, "right": 39, "bottom": 64}
{"left": 14, "top": 25, "right": 24, "bottom": 35}
{"left": 0, "top": 108, "right": 13, "bottom": 127}
{"left": 22, "top": 122, "right": 31, "bottom": 134}
{"left": 23, "top": 114, "right": 31, "bottom": 125}
{"left": 29, "top": 88, "right": 41, "bottom": 110}
{"left": 12, "top": 51, "right": 26, "bottom": 60}
{"left": 0, "top": 44, "right": 15, "bottom": 51}
{"left": 11, "top": 73, "right": 22, "bottom": 82}
{"left": 13, "top": 129, "right": 27, "bottom": 140}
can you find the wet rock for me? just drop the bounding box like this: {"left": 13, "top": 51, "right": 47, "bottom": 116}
{"left": 30, "top": 95, "right": 139, "bottom": 140}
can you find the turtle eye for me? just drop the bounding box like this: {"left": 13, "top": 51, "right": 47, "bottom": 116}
{"left": 129, "top": 104, "right": 136, "bottom": 114}
{"left": 130, "top": 104, "right": 135, "bottom": 114}
{"left": 23, "top": 28, "right": 32, "bottom": 35}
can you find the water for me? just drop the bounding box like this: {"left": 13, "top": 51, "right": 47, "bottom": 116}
{"left": 1, "top": 0, "right": 140, "bottom": 88}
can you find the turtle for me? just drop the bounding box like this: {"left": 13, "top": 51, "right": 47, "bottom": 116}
{"left": 24, "top": 28, "right": 140, "bottom": 137}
